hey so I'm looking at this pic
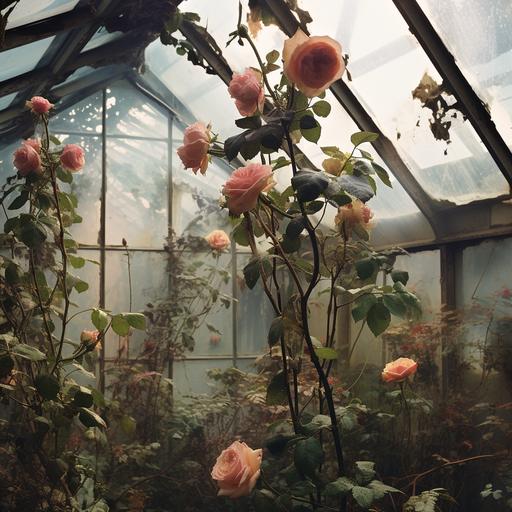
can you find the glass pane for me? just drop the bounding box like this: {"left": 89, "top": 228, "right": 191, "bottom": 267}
{"left": 104, "top": 251, "right": 167, "bottom": 358}
{"left": 349, "top": 250, "right": 441, "bottom": 367}
{"left": 81, "top": 27, "right": 123, "bottom": 53}
{"left": 0, "top": 92, "right": 17, "bottom": 110}
{"left": 181, "top": 251, "right": 234, "bottom": 357}
{"left": 52, "top": 91, "right": 103, "bottom": 133}
{"left": 145, "top": 40, "right": 241, "bottom": 140}
{"left": 298, "top": 0, "right": 509, "bottom": 204}
{"left": 173, "top": 358, "right": 233, "bottom": 395}
{"left": 456, "top": 238, "right": 512, "bottom": 402}
{"left": 0, "top": 36, "right": 56, "bottom": 81}
{"left": 56, "top": 134, "right": 102, "bottom": 245}
{"left": 64, "top": 249, "right": 101, "bottom": 356}
{"left": 106, "top": 138, "right": 168, "bottom": 247}
{"left": 52, "top": 66, "right": 95, "bottom": 90}
{"left": 106, "top": 81, "right": 169, "bottom": 138}
{"left": 5, "top": 0, "right": 79, "bottom": 29}
{"left": 236, "top": 253, "right": 275, "bottom": 356}
{"left": 172, "top": 124, "right": 232, "bottom": 236}
{"left": 418, "top": 0, "right": 512, "bottom": 147}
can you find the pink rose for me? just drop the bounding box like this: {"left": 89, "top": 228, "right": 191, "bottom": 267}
{"left": 205, "top": 229, "right": 230, "bottom": 251}
{"left": 24, "top": 138, "right": 41, "bottom": 153}
{"left": 177, "top": 122, "right": 211, "bottom": 175}
{"left": 382, "top": 357, "right": 418, "bottom": 383}
{"left": 222, "top": 163, "right": 275, "bottom": 215}
{"left": 26, "top": 96, "right": 54, "bottom": 114}
{"left": 228, "top": 68, "right": 265, "bottom": 117}
{"left": 60, "top": 144, "right": 85, "bottom": 172}
{"left": 210, "top": 334, "right": 221, "bottom": 346}
{"left": 211, "top": 440, "right": 262, "bottom": 498}
{"left": 283, "top": 29, "right": 345, "bottom": 97}
{"left": 13, "top": 141, "right": 42, "bottom": 176}
{"left": 335, "top": 199, "right": 373, "bottom": 235}
{"left": 80, "top": 330, "right": 99, "bottom": 344}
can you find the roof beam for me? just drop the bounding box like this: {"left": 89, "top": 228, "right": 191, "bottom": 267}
{"left": 392, "top": 0, "right": 512, "bottom": 187}
{"left": 261, "top": 0, "right": 439, "bottom": 237}
{"left": 0, "top": 5, "right": 95, "bottom": 53}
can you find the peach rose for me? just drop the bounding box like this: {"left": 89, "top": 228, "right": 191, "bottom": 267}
{"left": 177, "top": 122, "right": 211, "bottom": 175}
{"left": 211, "top": 440, "right": 262, "bottom": 498}
{"left": 222, "top": 163, "right": 275, "bottom": 215}
{"left": 13, "top": 141, "right": 42, "bottom": 176}
{"left": 205, "top": 229, "right": 230, "bottom": 251}
{"left": 26, "top": 96, "right": 54, "bottom": 114}
{"left": 335, "top": 199, "right": 373, "bottom": 234}
{"left": 382, "top": 357, "right": 418, "bottom": 383}
{"left": 283, "top": 29, "right": 345, "bottom": 97}
{"left": 228, "top": 68, "right": 265, "bottom": 117}
{"left": 60, "top": 144, "right": 84, "bottom": 172}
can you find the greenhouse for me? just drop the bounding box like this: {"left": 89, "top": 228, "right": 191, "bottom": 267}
{"left": 0, "top": 0, "right": 511, "bottom": 510}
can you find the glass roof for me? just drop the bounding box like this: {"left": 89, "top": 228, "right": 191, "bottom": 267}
{"left": 0, "top": 92, "right": 17, "bottom": 110}
{"left": 81, "top": 26, "right": 124, "bottom": 53}
{"left": 4, "top": 0, "right": 79, "bottom": 29}
{"left": 417, "top": 0, "right": 512, "bottom": 148}
{"left": 0, "top": 36, "right": 56, "bottom": 82}
{"left": 299, "top": 0, "right": 510, "bottom": 205}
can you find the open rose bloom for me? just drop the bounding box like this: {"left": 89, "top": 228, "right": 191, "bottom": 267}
{"left": 335, "top": 199, "right": 373, "bottom": 235}
{"left": 26, "top": 95, "right": 54, "bottom": 114}
{"left": 222, "top": 163, "right": 275, "bottom": 215}
{"left": 228, "top": 68, "right": 265, "bottom": 117}
{"left": 205, "top": 229, "right": 230, "bottom": 251}
{"left": 13, "top": 140, "right": 42, "bottom": 176}
{"left": 211, "top": 441, "right": 262, "bottom": 498}
{"left": 382, "top": 357, "right": 418, "bottom": 383}
{"left": 283, "top": 29, "right": 345, "bottom": 97}
{"left": 177, "top": 122, "right": 211, "bottom": 174}
{"left": 60, "top": 144, "right": 85, "bottom": 172}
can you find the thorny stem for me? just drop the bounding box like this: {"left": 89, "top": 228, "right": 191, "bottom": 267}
{"left": 283, "top": 128, "right": 346, "bottom": 508}
{"left": 41, "top": 116, "right": 70, "bottom": 375}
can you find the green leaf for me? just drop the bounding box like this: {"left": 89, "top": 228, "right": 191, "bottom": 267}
{"left": 12, "top": 344, "right": 46, "bottom": 361}
{"left": 111, "top": 315, "right": 130, "bottom": 336}
{"left": 266, "top": 370, "right": 288, "bottom": 406}
{"left": 391, "top": 270, "right": 409, "bottom": 285}
{"left": 5, "top": 262, "right": 22, "bottom": 285}
{"left": 235, "top": 116, "right": 262, "bottom": 130}
{"left": 312, "top": 100, "right": 331, "bottom": 117}
{"left": 57, "top": 167, "right": 73, "bottom": 183}
{"left": 72, "top": 386, "right": 94, "bottom": 408}
{"left": 372, "top": 162, "right": 392, "bottom": 187}
{"left": 8, "top": 191, "right": 29, "bottom": 210}
{"left": 79, "top": 408, "right": 107, "bottom": 429}
{"left": 355, "top": 257, "right": 377, "bottom": 280}
{"left": 305, "top": 200, "right": 325, "bottom": 214}
{"left": 232, "top": 219, "right": 250, "bottom": 246}
{"left": 291, "top": 170, "right": 329, "bottom": 202}
{"left": 355, "top": 461, "right": 376, "bottom": 484}
{"left": 35, "top": 374, "right": 60, "bottom": 401}
{"left": 266, "top": 49, "right": 280, "bottom": 63}
{"left": 301, "top": 414, "right": 331, "bottom": 435}
{"left": 314, "top": 347, "right": 337, "bottom": 360}
{"left": 68, "top": 255, "right": 85, "bottom": 268}
{"left": 16, "top": 216, "right": 47, "bottom": 247}
{"left": 383, "top": 294, "right": 407, "bottom": 317}
{"left": 253, "top": 489, "right": 281, "bottom": 512}
{"left": 352, "top": 486, "right": 375, "bottom": 509}
{"left": 367, "top": 301, "right": 391, "bottom": 337}
{"left": 300, "top": 115, "right": 321, "bottom": 143}
{"left": 74, "top": 279, "right": 89, "bottom": 293}
{"left": 124, "top": 313, "right": 146, "bottom": 330}
{"left": 268, "top": 316, "right": 283, "bottom": 347}
{"left": 243, "top": 257, "right": 261, "bottom": 290}
{"left": 294, "top": 437, "right": 324, "bottom": 478}
{"left": 352, "top": 294, "right": 377, "bottom": 323}
{"left": 368, "top": 480, "right": 401, "bottom": 500}
{"left": 286, "top": 217, "right": 306, "bottom": 238}
{"left": 281, "top": 234, "right": 301, "bottom": 253}
{"left": 324, "top": 477, "right": 355, "bottom": 496}
{"left": 91, "top": 309, "right": 109, "bottom": 331}
{"left": 351, "top": 131, "right": 379, "bottom": 147}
